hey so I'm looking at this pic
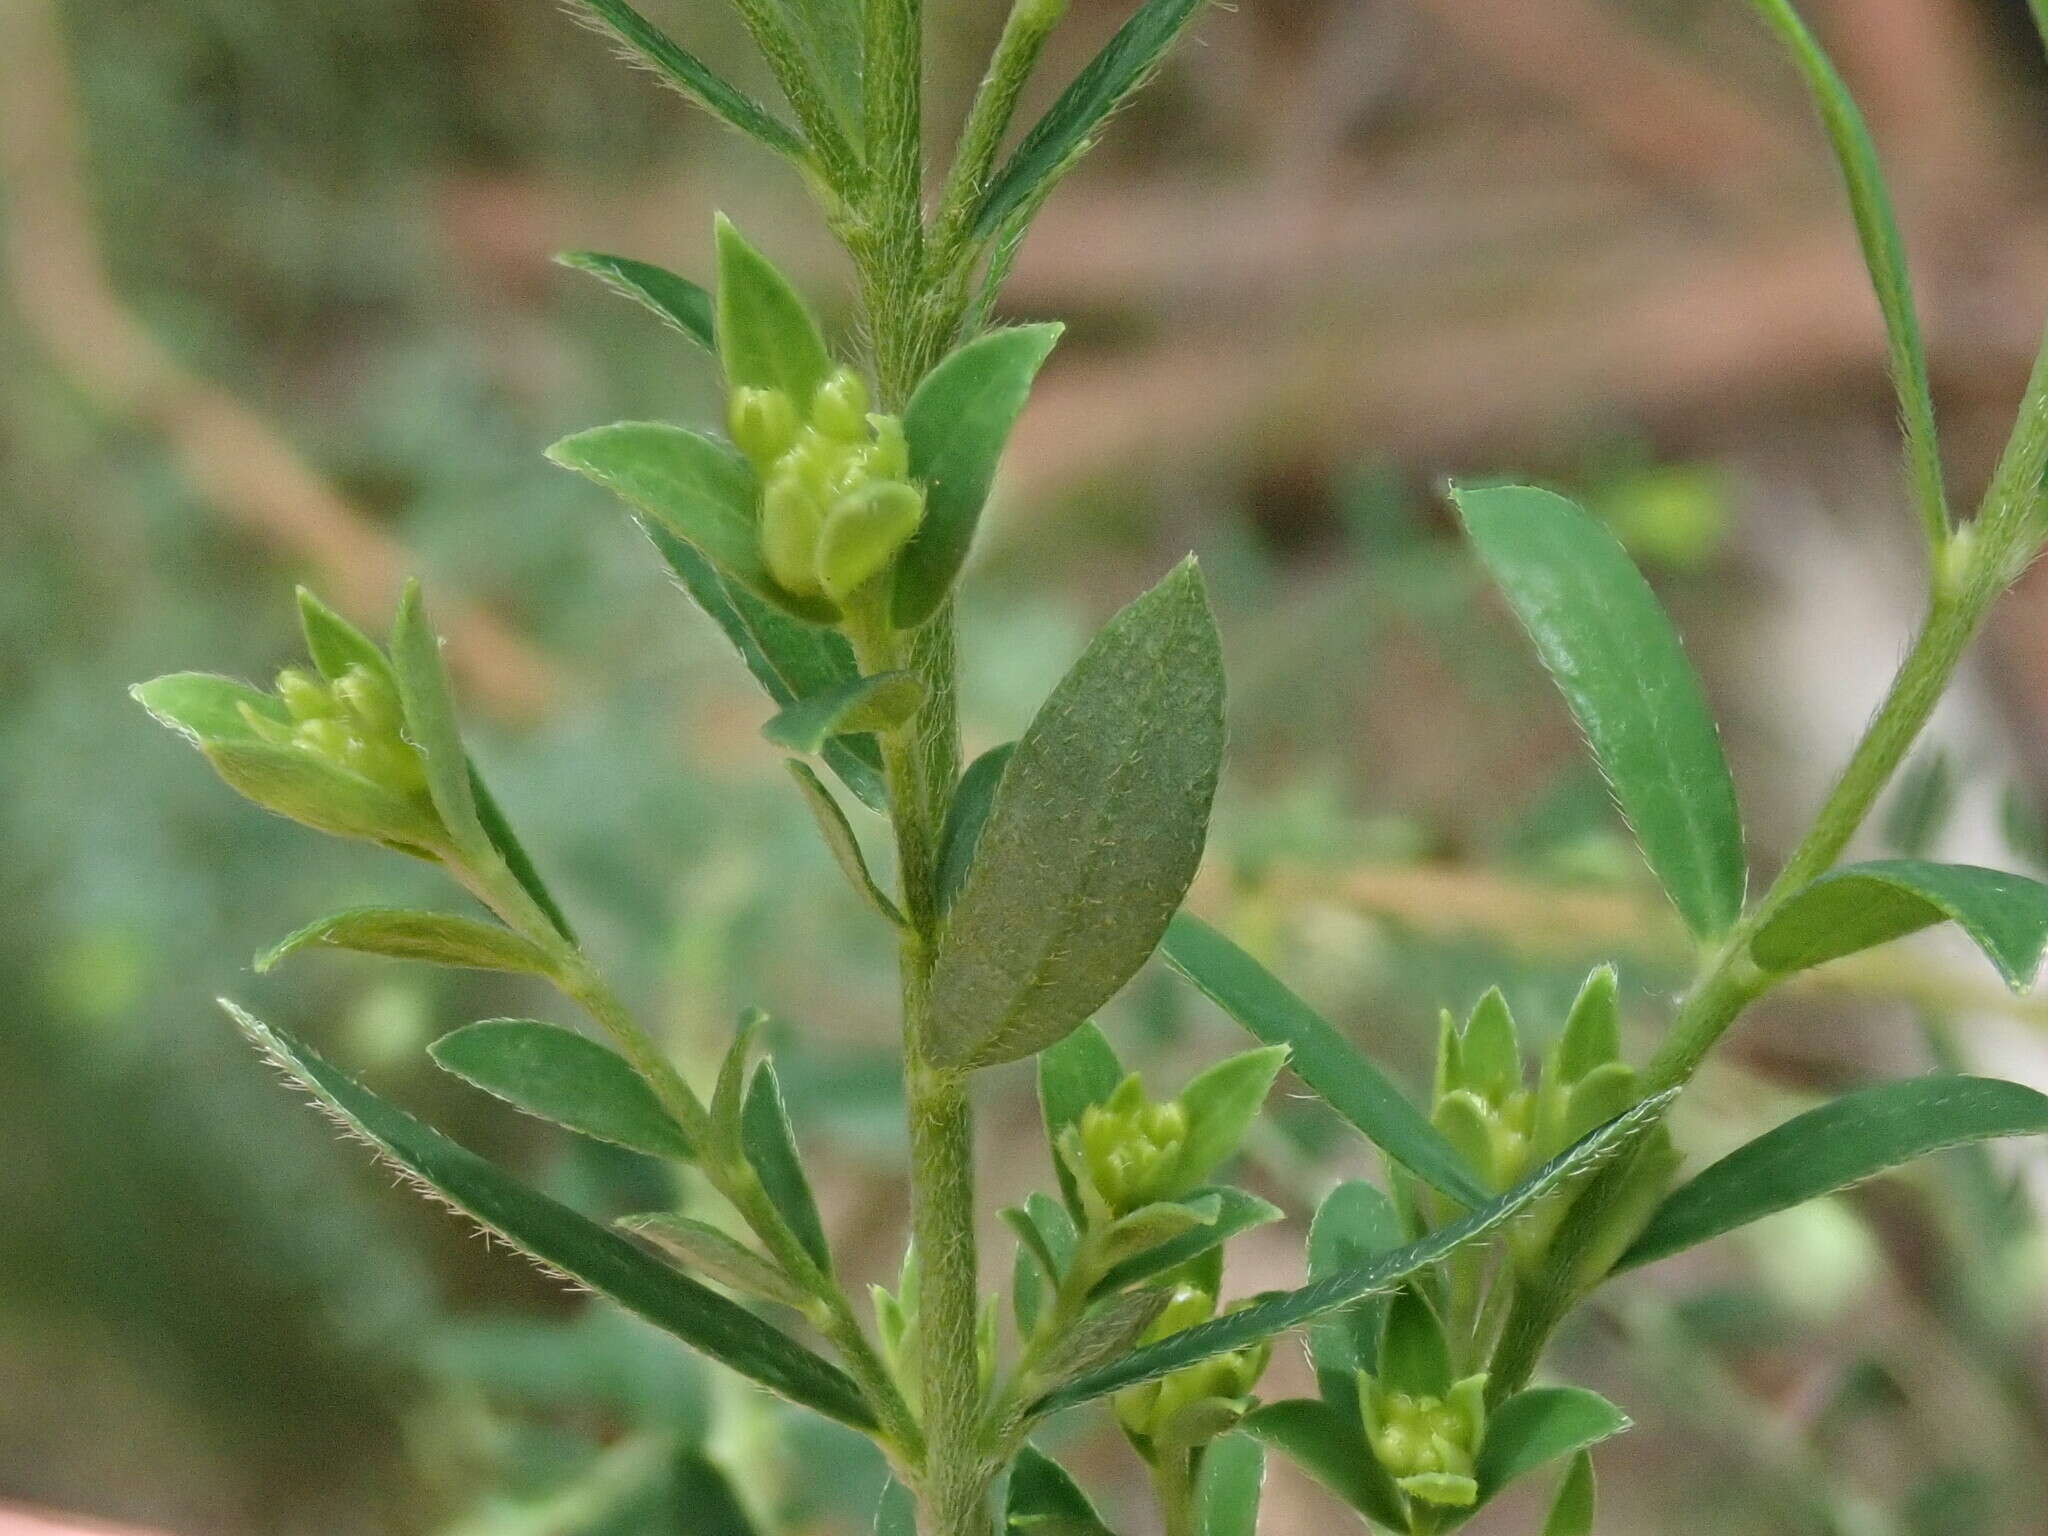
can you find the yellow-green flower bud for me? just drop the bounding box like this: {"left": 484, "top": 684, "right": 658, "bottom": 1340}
{"left": 1360, "top": 1370, "right": 1488, "bottom": 1508}
{"left": 1072, "top": 1076, "right": 1192, "bottom": 1217}
{"left": 729, "top": 386, "right": 800, "bottom": 470}
{"left": 275, "top": 667, "right": 334, "bottom": 722}
{"left": 810, "top": 367, "right": 871, "bottom": 442}
{"left": 1114, "top": 1287, "right": 1270, "bottom": 1454}
{"left": 332, "top": 663, "right": 406, "bottom": 742}
{"left": 816, "top": 480, "right": 926, "bottom": 603}
{"left": 761, "top": 469, "right": 829, "bottom": 597}
{"left": 295, "top": 716, "right": 354, "bottom": 762}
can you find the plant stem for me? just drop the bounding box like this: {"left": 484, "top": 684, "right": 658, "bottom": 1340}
{"left": 1150, "top": 1455, "right": 1198, "bottom": 1536}
{"left": 931, "top": 0, "right": 1063, "bottom": 264}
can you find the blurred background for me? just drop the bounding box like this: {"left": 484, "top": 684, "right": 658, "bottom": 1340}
{"left": 5, "top": 0, "right": 2048, "bottom": 1530}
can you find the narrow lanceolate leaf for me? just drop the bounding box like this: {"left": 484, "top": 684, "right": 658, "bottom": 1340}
{"left": 892, "top": 324, "right": 1064, "bottom": 627}
{"left": 1750, "top": 860, "right": 2048, "bottom": 991}
{"left": 714, "top": 214, "right": 832, "bottom": 406}
{"left": 567, "top": 0, "right": 807, "bottom": 159}
{"left": 1091, "top": 1186, "right": 1282, "bottom": 1294}
{"left": 1032, "top": 1287, "right": 1174, "bottom": 1393}
{"left": 741, "top": 1061, "right": 833, "bottom": 1275}
{"left": 930, "top": 560, "right": 1225, "bottom": 1069}
{"left": 1162, "top": 915, "right": 1490, "bottom": 1208}
{"left": 1745, "top": 0, "right": 1947, "bottom": 543}
{"left": 1453, "top": 483, "right": 1747, "bottom": 940}
{"left": 1474, "top": 1388, "right": 1631, "bottom": 1504}
{"left": 550, "top": 424, "right": 837, "bottom": 625}
{"left": 1242, "top": 1399, "right": 1406, "bottom": 1530}
{"left": 391, "top": 581, "right": 490, "bottom": 855}
{"left": 1006, "top": 1445, "right": 1119, "bottom": 1536}
{"left": 467, "top": 760, "right": 576, "bottom": 942}
{"left": 1038, "top": 1092, "right": 1675, "bottom": 1412}
{"left": 1619, "top": 1075, "right": 2048, "bottom": 1271}
{"left": 227, "top": 1005, "right": 875, "bottom": 1428}
{"left": 258, "top": 908, "right": 555, "bottom": 977}
{"left": 557, "top": 251, "right": 716, "bottom": 351}
{"left": 762, "top": 672, "right": 924, "bottom": 754}
{"left": 645, "top": 527, "right": 884, "bottom": 809}
{"left": 938, "top": 742, "right": 1015, "bottom": 912}
{"left": 619, "top": 1212, "right": 807, "bottom": 1307}
{"left": 431, "top": 1019, "right": 694, "bottom": 1161}
{"left": 785, "top": 761, "right": 905, "bottom": 926}
{"left": 296, "top": 586, "right": 393, "bottom": 684}
{"left": 1542, "top": 1453, "right": 1597, "bottom": 1536}
{"left": 1196, "top": 1434, "right": 1265, "bottom": 1536}
{"left": 974, "top": 0, "right": 1211, "bottom": 240}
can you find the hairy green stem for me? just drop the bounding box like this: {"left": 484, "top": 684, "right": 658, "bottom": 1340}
{"left": 931, "top": 0, "right": 1063, "bottom": 265}
{"left": 1150, "top": 1455, "right": 1198, "bottom": 1536}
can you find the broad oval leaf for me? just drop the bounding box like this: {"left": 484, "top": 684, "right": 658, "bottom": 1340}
{"left": 1452, "top": 483, "right": 1746, "bottom": 941}
{"left": 431, "top": 1019, "right": 694, "bottom": 1161}
{"left": 258, "top": 908, "right": 554, "bottom": 976}
{"left": 557, "top": 251, "right": 716, "bottom": 351}
{"left": 929, "top": 560, "right": 1225, "bottom": 1068}
{"left": 1619, "top": 1074, "right": 2048, "bottom": 1271}
{"left": 645, "top": 526, "right": 884, "bottom": 809}
{"left": 1750, "top": 859, "right": 2048, "bottom": 991}
{"left": 763, "top": 671, "right": 924, "bottom": 754}
{"left": 1037, "top": 1091, "right": 1674, "bottom": 1413}
{"left": 1174, "top": 1046, "right": 1290, "bottom": 1189}
{"left": 1474, "top": 1387, "right": 1630, "bottom": 1504}
{"left": 226, "top": 1005, "right": 875, "bottom": 1428}
{"left": 974, "top": 0, "right": 1212, "bottom": 240}
{"left": 1242, "top": 1399, "right": 1406, "bottom": 1530}
{"left": 892, "top": 324, "right": 1063, "bottom": 627}
{"left": 1162, "top": 915, "right": 1489, "bottom": 1208}
{"left": 938, "top": 741, "right": 1015, "bottom": 912}
{"left": 1007, "top": 1445, "right": 1119, "bottom": 1536}
{"left": 1195, "top": 1434, "right": 1265, "bottom": 1536}
{"left": 549, "top": 424, "right": 837, "bottom": 624}
{"left": 714, "top": 214, "right": 832, "bottom": 406}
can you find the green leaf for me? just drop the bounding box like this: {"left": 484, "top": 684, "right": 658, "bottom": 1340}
{"left": 974, "top": 0, "right": 1211, "bottom": 240}
{"left": 1175, "top": 1046, "right": 1290, "bottom": 1188}
{"left": 1006, "top": 1445, "right": 1118, "bottom": 1536}
{"left": 619, "top": 1212, "right": 806, "bottom": 1307}
{"left": 550, "top": 423, "right": 837, "bottom": 624}
{"left": 1032, "top": 1287, "right": 1173, "bottom": 1393}
{"left": 784, "top": 761, "right": 905, "bottom": 926}
{"left": 1037, "top": 1090, "right": 1675, "bottom": 1412}
{"left": 133, "top": 672, "right": 289, "bottom": 744}
{"left": 1241, "top": 1399, "right": 1407, "bottom": 1530}
{"left": 1744, "top": 0, "right": 1947, "bottom": 542}
{"left": 194, "top": 738, "right": 443, "bottom": 848}
{"left": 1039, "top": 1020, "right": 1125, "bottom": 1212}
{"left": 938, "top": 742, "right": 1015, "bottom": 913}
{"left": 892, "top": 325, "right": 1064, "bottom": 626}
{"left": 1092, "top": 1195, "right": 1218, "bottom": 1272}
{"left": 259, "top": 908, "right": 554, "bottom": 976}
{"left": 431, "top": 1019, "right": 694, "bottom": 1161}
{"left": 390, "top": 581, "right": 489, "bottom": 854}
{"left": 227, "top": 1005, "right": 874, "bottom": 1428}
{"left": 467, "top": 759, "right": 577, "bottom": 942}
{"left": 714, "top": 214, "right": 833, "bottom": 406}
{"left": 1091, "top": 1186, "right": 1282, "bottom": 1295}
{"left": 672, "top": 1452, "right": 759, "bottom": 1536}
{"left": 1195, "top": 1434, "right": 1265, "bottom": 1536}
{"left": 1541, "top": 1453, "right": 1596, "bottom": 1536}
{"left": 1453, "top": 483, "right": 1747, "bottom": 940}
{"left": 742, "top": 1061, "right": 833, "bottom": 1275}
{"left": 1883, "top": 750, "right": 1955, "bottom": 859}
{"left": 1475, "top": 1388, "right": 1630, "bottom": 1503}
{"left": 1379, "top": 1288, "right": 1451, "bottom": 1397}
{"left": 295, "top": 587, "right": 394, "bottom": 684}
{"left": 765, "top": 0, "right": 863, "bottom": 133}
{"left": 1750, "top": 860, "right": 2048, "bottom": 991}
{"left": 1306, "top": 1181, "right": 1404, "bottom": 1405}
{"left": 930, "top": 560, "right": 1225, "bottom": 1069}
{"left": 644, "top": 526, "right": 885, "bottom": 809}
{"left": 1162, "top": 915, "right": 1490, "bottom": 1208}
{"left": 566, "top": 0, "right": 807, "bottom": 159}
{"left": 557, "top": 251, "right": 716, "bottom": 351}
{"left": 1619, "top": 1075, "right": 2048, "bottom": 1271}
{"left": 763, "top": 672, "right": 924, "bottom": 754}
{"left": 876, "top": 1480, "right": 918, "bottom": 1536}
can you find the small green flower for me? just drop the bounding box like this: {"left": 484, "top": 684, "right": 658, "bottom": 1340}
{"left": 1359, "top": 1369, "right": 1489, "bottom": 1509}
{"left": 732, "top": 367, "right": 927, "bottom": 607}
{"left": 1114, "top": 1285, "right": 1270, "bottom": 1456}
{"left": 1067, "top": 1075, "right": 1192, "bottom": 1218}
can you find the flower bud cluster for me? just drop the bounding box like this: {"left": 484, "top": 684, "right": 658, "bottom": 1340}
{"left": 1359, "top": 1369, "right": 1489, "bottom": 1508}
{"left": 1114, "top": 1284, "right": 1270, "bottom": 1455}
{"left": 1066, "top": 1075, "right": 1192, "bottom": 1219}
{"left": 729, "top": 368, "right": 926, "bottom": 607}
{"left": 240, "top": 664, "right": 427, "bottom": 797}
